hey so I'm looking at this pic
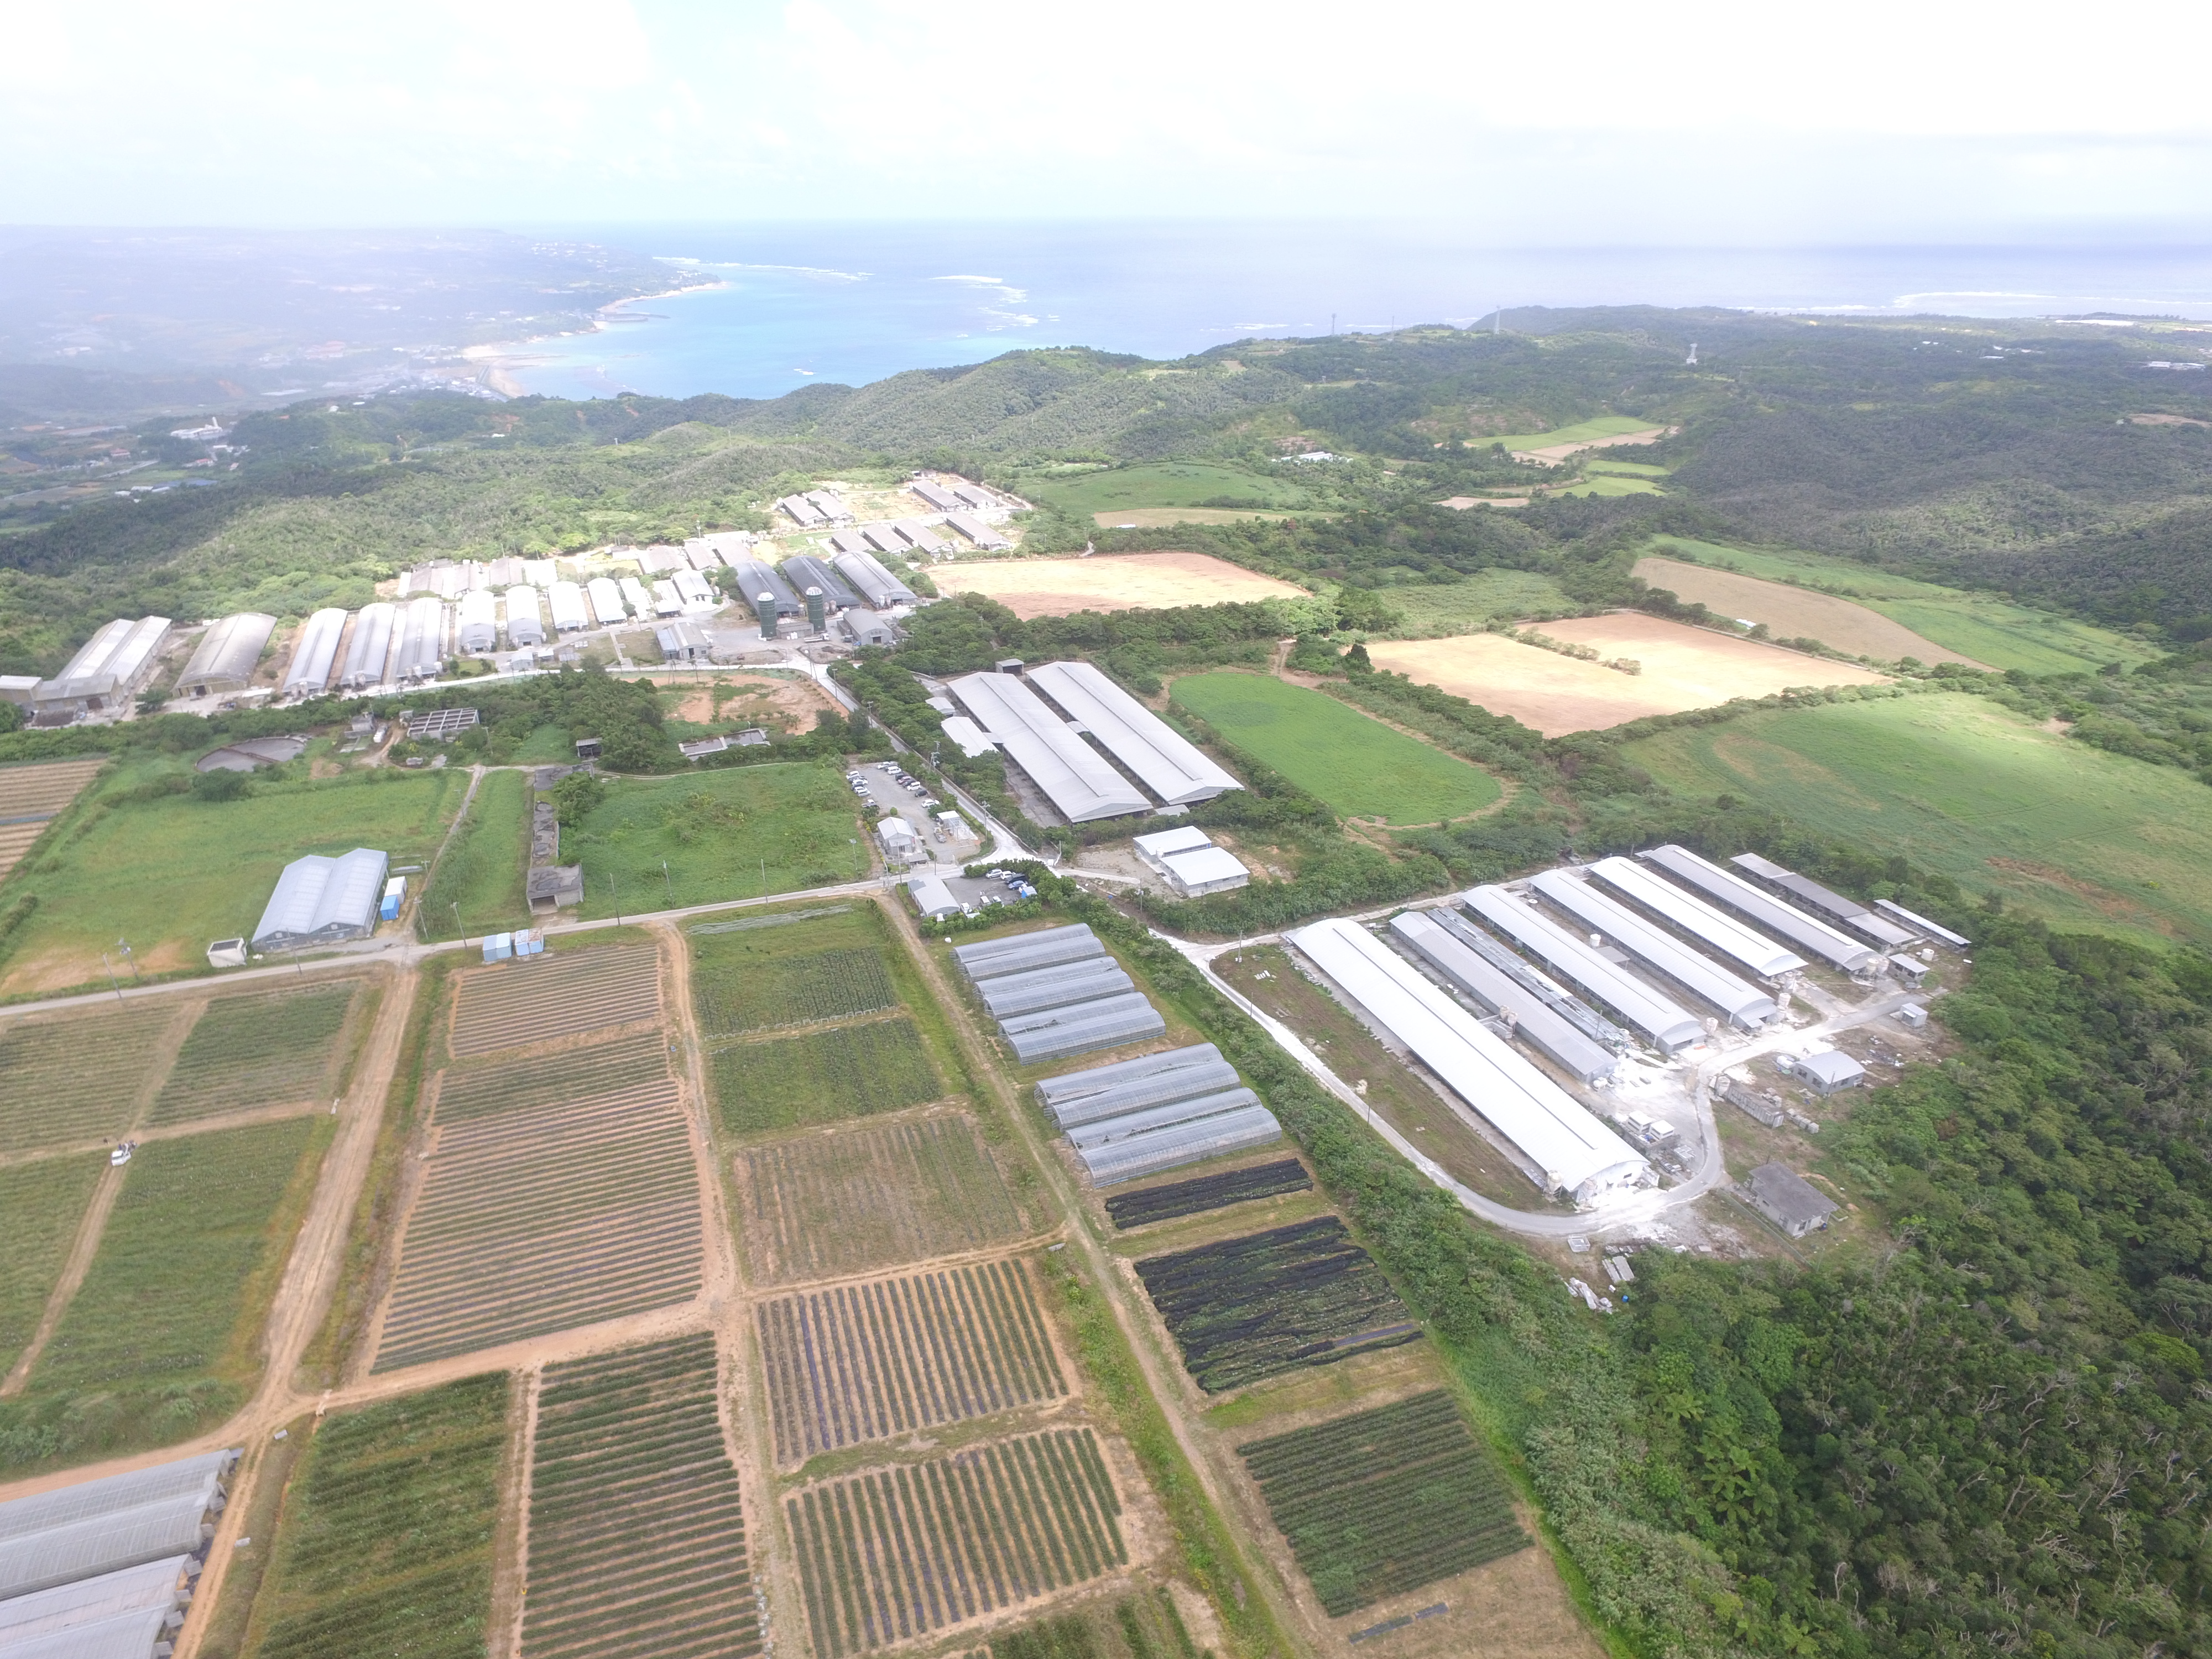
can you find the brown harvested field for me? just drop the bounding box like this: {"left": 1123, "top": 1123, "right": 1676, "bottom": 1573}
{"left": 932, "top": 552, "right": 1309, "bottom": 619}
{"left": 1632, "top": 556, "right": 1983, "bottom": 666}
{"left": 1368, "top": 614, "right": 1888, "bottom": 737}
{"left": 656, "top": 671, "right": 838, "bottom": 727}
{"left": 732, "top": 1111, "right": 1025, "bottom": 1286}
{"left": 0, "top": 758, "right": 106, "bottom": 882}
{"left": 446, "top": 942, "right": 661, "bottom": 1058}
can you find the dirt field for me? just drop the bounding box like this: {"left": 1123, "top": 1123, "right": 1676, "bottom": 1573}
{"left": 654, "top": 672, "right": 837, "bottom": 728}
{"left": 1368, "top": 614, "right": 1888, "bottom": 737}
{"left": 1631, "top": 556, "right": 1984, "bottom": 666}
{"left": 932, "top": 552, "right": 1310, "bottom": 618}
{"left": 1514, "top": 427, "right": 1670, "bottom": 465}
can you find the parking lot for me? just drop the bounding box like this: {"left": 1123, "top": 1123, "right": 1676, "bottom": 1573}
{"left": 848, "top": 759, "right": 978, "bottom": 864}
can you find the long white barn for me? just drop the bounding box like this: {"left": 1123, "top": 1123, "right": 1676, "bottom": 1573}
{"left": 948, "top": 671, "right": 1149, "bottom": 822}
{"left": 1025, "top": 661, "right": 1240, "bottom": 806}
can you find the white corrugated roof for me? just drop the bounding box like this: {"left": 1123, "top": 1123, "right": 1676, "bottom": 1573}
{"left": 1163, "top": 846, "right": 1247, "bottom": 885}
{"left": 1134, "top": 825, "right": 1211, "bottom": 858}
{"left": 1026, "top": 661, "right": 1240, "bottom": 805}
{"left": 1532, "top": 870, "right": 1778, "bottom": 1029}
{"left": 950, "top": 672, "right": 1148, "bottom": 822}
{"left": 280, "top": 608, "right": 347, "bottom": 696}
{"left": 1640, "top": 844, "right": 1881, "bottom": 972}
{"left": 937, "top": 715, "right": 996, "bottom": 759}
{"left": 252, "top": 848, "right": 388, "bottom": 945}
{"left": 1588, "top": 855, "right": 1806, "bottom": 978}
{"left": 178, "top": 613, "right": 275, "bottom": 689}
{"left": 1461, "top": 885, "right": 1705, "bottom": 1052}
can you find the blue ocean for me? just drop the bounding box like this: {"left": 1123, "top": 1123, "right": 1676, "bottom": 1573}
{"left": 499, "top": 225, "right": 2212, "bottom": 402}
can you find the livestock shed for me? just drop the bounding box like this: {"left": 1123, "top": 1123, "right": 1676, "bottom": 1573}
{"left": 906, "top": 874, "right": 963, "bottom": 920}
{"left": 32, "top": 617, "right": 173, "bottom": 716}
{"left": 583, "top": 577, "right": 626, "bottom": 627}
{"left": 0, "top": 1448, "right": 237, "bottom": 1604}
{"left": 937, "top": 714, "right": 996, "bottom": 759}
{"left": 860, "top": 524, "right": 909, "bottom": 557}
{"left": 690, "top": 531, "right": 755, "bottom": 564}
{"left": 655, "top": 619, "right": 712, "bottom": 662}
{"left": 1875, "top": 898, "right": 1972, "bottom": 950}
{"left": 948, "top": 672, "right": 1148, "bottom": 823}
{"left": 1027, "top": 661, "right": 1241, "bottom": 806}
{"left": 176, "top": 612, "right": 275, "bottom": 698}
{"left": 838, "top": 614, "right": 901, "bottom": 649}
{"left": 546, "top": 581, "right": 591, "bottom": 632}
{"left": 726, "top": 560, "right": 800, "bottom": 615}
{"left": 279, "top": 607, "right": 347, "bottom": 697}
{"left": 339, "top": 601, "right": 396, "bottom": 690}
{"left": 507, "top": 586, "right": 549, "bottom": 646}
{"left": 893, "top": 518, "right": 948, "bottom": 555}
{"left": 1739, "top": 1163, "right": 1838, "bottom": 1238}
{"left": 455, "top": 587, "right": 499, "bottom": 654}
{"left": 1777, "top": 1048, "right": 1867, "bottom": 1095}
{"left": 392, "top": 595, "right": 447, "bottom": 681}
{"left": 650, "top": 580, "right": 682, "bottom": 618}
{"left": 251, "top": 847, "right": 389, "bottom": 950}
{"left": 1132, "top": 825, "right": 1250, "bottom": 897}
{"left": 910, "top": 478, "right": 963, "bottom": 513}
{"left": 832, "top": 549, "right": 917, "bottom": 608}
{"left": 779, "top": 554, "right": 858, "bottom": 609}
{"left": 1531, "top": 869, "right": 1778, "bottom": 1029}
{"left": 776, "top": 494, "right": 826, "bottom": 527}
{"left": 1291, "top": 918, "right": 1648, "bottom": 1206}
{"left": 944, "top": 512, "right": 1010, "bottom": 549}
{"left": 617, "top": 576, "right": 654, "bottom": 620}
{"left": 1729, "top": 852, "right": 1916, "bottom": 949}
{"left": 1585, "top": 855, "right": 1807, "bottom": 979}
{"left": 1460, "top": 885, "right": 1705, "bottom": 1053}
{"left": 1389, "top": 910, "right": 1620, "bottom": 1085}
{"left": 1638, "top": 845, "right": 1881, "bottom": 973}
{"left": 672, "top": 570, "right": 719, "bottom": 613}
{"left": 805, "top": 489, "right": 855, "bottom": 522}
{"left": 1427, "top": 906, "right": 1630, "bottom": 1048}
{"left": 826, "top": 529, "right": 869, "bottom": 556}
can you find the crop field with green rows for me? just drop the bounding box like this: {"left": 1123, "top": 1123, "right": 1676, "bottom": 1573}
{"left": 242, "top": 1373, "right": 511, "bottom": 1659}
{"left": 971, "top": 1592, "right": 1202, "bottom": 1659}
{"left": 1105, "top": 1159, "right": 1311, "bottom": 1232}
{"left": 1135, "top": 1216, "right": 1417, "bottom": 1393}
{"left": 696, "top": 945, "right": 895, "bottom": 1034}
{"left": 431, "top": 1030, "right": 671, "bottom": 1121}
{"left": 0, "top": 1157, "right": 102, "bottom": 1375}
{"left": 0, "top": 1115, "right": 331, "bottom": 1474}
{"left": 522, "top": 1334, "right": 761, "bottom": 1659}
{"left": 711, "top": 1017, "right": 941, "bottom": 1136}
{"left": 446, "top": 941, "right": 661, "bottom": 1059}
{"left": 788, "top": 1428, "right": 1127, "bottom": 1656}
{"left": 0, "top": 1001, "right": 180, "bottom": 1152}
{"left": 733, "top": 1113, "right": 1024, "bottom": 1286}
{"left": 1238, "top": 1391, "right": 1528, "bottom": 1616}
{"left": 758, "top": 1258, "right": 1066, "bottom": 1467}
{"left": 149, "top": 980, "right": 363, "bottom": 1125}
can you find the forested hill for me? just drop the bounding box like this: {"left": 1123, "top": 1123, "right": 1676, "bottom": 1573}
{"left": 4, "top": 307, "right": 2212, "bottom": 671}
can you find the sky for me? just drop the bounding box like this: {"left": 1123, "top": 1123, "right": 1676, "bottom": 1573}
{"left": 7, "top": 0, "right": 2212, "bottom": 242}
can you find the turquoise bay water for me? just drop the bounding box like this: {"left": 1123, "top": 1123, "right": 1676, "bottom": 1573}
{"left": 501, "top": 224, "right": 2212, "bottom": 401}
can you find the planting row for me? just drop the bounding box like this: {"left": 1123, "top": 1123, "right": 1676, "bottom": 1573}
{"left": 734, "top": 1114, "right": 1023, "bottom": 1287}
{"left": 1135, "top": 1216, "right": 1417, "bottom": 1393}
{"left": 974, "top": 1593, "right": 1202, "bottom": 1659}
{"left": 787, "top": 1429, "right": 1126, "bottom": 1657}
{"left": 759, "top": 1258, "right": 1066, "bottom": 1467}
{"left": 149, "top": 980, "right": 362, "bottom": 1125}
{"left": 374, "top": 1082, "right": 703, "bottom": 1370}
{"left": 695, "top": 945, "right": 898, "bottom": 1035}
{"left": 446, "top": 941, "right": 661, "bottom": 1058}
{"left": 0, "top": 1001, "right": 178, "bottom": 1152}
{"left": 1104, "top": 1159, "right": 1312, "bottom": 1232}
{"left": 1239, "top": 1390, "right": 1529, "bottom": 1616}
{"left": 522, "top": 1334, "right": 761, "bottom": 1659}
{"left": 711, "top": 1016, "right": 942, "bottom": 1137}
{"left": 432, "top": 1030, "right": 672, "bottom": 1124}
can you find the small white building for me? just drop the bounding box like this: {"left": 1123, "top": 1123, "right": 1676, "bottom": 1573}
{"left": 546, "top": 581, "right": 590, "bottom": 632}
{"left": 878, "top": 816, "right": 920, "bottom": 862}
{"left": 1777, "top": 1048, "right": 1867, "bottom": 1096}
{"left": 672, "top": 569, "right": 720, "bottom": 614}
{"left": 650, "top": 580, "right": 683, "bottom": 618}
{"left": 907, "top": 873, "right": 962, "bottom": 920}
{"left": 1133, "top": 825, "right": 1249, "bottom": 898}
{"left": 585, "top": 577, "right": 627, "bottom": 627}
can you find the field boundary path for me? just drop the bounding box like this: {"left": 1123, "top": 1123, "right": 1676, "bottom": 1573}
{"left": 0, "top": 1162, "right": 127, "bottom": 1396}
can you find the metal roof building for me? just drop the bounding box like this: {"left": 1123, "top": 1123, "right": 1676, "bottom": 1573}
{"left": 617, "top": 576, "right": 654, "bottom": 620}
{"left": 1531, "top": 869, "right": 1778, "bottom": 1029}
{"left": 910, "top": 478, "right": 963, "bottom": 512}
{"left": 1740, "top": 1163, "right": 1838, "bottom": 1238}
{"left": 948, "top": 673, "right": 1149, "bottom": 823}
{"left": 860, "top": 524, "right": 908, "bottom": 557}
{"left": 508, "top": 587, "right": 549, "bottom": 646}
{"left": 33, "top": 618, "right": 174, "bottom": 714}
{"left": 937, "top": 715, "right": 997, "bottom": 759}
{"left": 583, "top": 578, "right": 625, "bottom": 627}
{"left": 1729, "top": 852, "right": 1917, "bottom": 948}
{"left": 454, "top": 588, "right": 499, "bottom": 654}
{"left": 279, "top": 608, "right": 347, "bottom": 698}
{"left": 906, "top": 874, "right": 962, "bottom": 920}
{"left": 832, "top": 550, "right": 917, "bottom": 609}
{"left": 672, "top": 570, "right": 719, "bottom": 613}
{"left": 0, "top": 1451, "right": 234, "bottom": 1604}
{"left": 1291, "top": 918, "right": 1648, "bottom": 1206}
{"left": 779, "top": 555, "right": 858, "bottom": 609}
{"left": 1460, "top": 885, "right": 1705, "bottom": 1053}
{"left": 1639, "top": 845, "right": 1882, "bottom": 973}
{"left": 176, "top": 613, "right": 275, "bottom": 698}
{"left": 1026, "top": 661, "right": 1241, "bottom": 806}
{"left": 826, "top": 528, "right": 868, "bottom": 556}
{"left": 943, "top": 512, "right": 1010, "bottom": 550}
{"left": 338, "top": 601, "right": 395, "bottom": 690}
{"left": 546, "top": 581, "right": 590, "bottom": 632}
{"left": 251, "top": 847, "right": 388, "bottom": 950}
{"left": 1389, "top": 910, "right": 1620, "bottom": 1085}
{"left": 1587, "top": 855, "right": 1806, "bottom": 978}
{"left": 893, "top": 519, "right": 948, "bottom": 555}
{"left": 1875, "top": 897, "right": 1971, "bottom": 948}
{"left": 1427, "top": 906, "right": 1629, "bottom": 1050}
{"left": 393, "top": 596, "right": 446, "bottom": 680}
{"left": 723, "top": 560, "right": 797, "bottom": 617}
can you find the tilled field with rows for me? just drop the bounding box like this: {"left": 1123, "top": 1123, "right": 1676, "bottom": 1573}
{"left": 0, "top": 758, "right": 104, "bottom": 882}
{"left": 1135, "top": 1216, "right": 1417, "bottom": 1393}
{"left": 373, "top": 1081, "right": 702, "bottom": 1370}
{"left": 734, "top": 1115, "right": 1022, "bottom": 1287}
{"left": 0, "top": 1001, "right": 179, "bottom": 1152}
{"left": 521, "top": 1334, "right": 761, "bottom": 1659}
{"left": 787, "top": 1428, "right": 1126, "bottom": 1656}
{"left": 759, "top": 1258, "right": 1067, "bottom": 1467}
{"left": 149, "top": 979, "right": 362, "bottom": 1125}
{"left": 1105, "top": 1159, "right": 1312, "bottom": 1232}
{"left": 447, "top": 943, "right": 660, "bottom": 1057}
{"left": 696, "top": 946, "right": 897, "bottom": 1035}
{"left": 1238, "top": 1390, "right": 1528, "bottom": 1615}
{"left": 432, "top": 1031, "right": 671, "bottom": 1122}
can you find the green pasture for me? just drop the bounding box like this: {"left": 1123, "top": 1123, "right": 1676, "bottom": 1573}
{"left": 1375, "top": 570, "right": 1575, "bottom": 638}
{"left": 1621, "top": 692, "right": 2212, "bottom": 948}
{"left": 0, "top": 768, "right": 463, "bottom": 1000}
{"left": 1171, "top": 671, "right": 1501, "bottom": 825}
{"left": 1022, "top": 461, "right": 1315, "bottom": 517}
{"left": 420, "top": 769, "right": 532, "bottom": 939}
{"left": 563, "top": 762, "right": 864, "bottom": 919}
{"left": 1648, "top": 535, "right": 2158, "bottom": 676}
{"left": 1485, "top": 415, "right": 1659, "bottom": 450}
{"left": 1556, "top": 474, "right": 1664, "bottom": 498}
{"left": 1585, "top": 458, "right": 1671, "bottom": 477}
{"left": 0, "top": 1159, "right": 101, "bottom": 1377}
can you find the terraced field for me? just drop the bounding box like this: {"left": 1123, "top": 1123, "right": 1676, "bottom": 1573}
{"left": 1136, "top": 1217, "right": 1417, "bottom": 1392}
{"left": 759, "top": 1258, "right": 1067, "bottom": 1467}
{"left": 711, "top": 1018, "right": 942, "bottom": 1136}
{"left": 787, "top": 1428, "right": 1127, "bottom": 1656}
{"left": 148, "top": 980, "right": 362, "bottom": 1125}
{"left": 373, "top": 1079, "right": 702, "bottom": 1370}
{"left": 734, "top": 1114, "right": 1024, "bottom": 1286}
{"left": 1105, "top": 1160, "right": 1311, "bottom": 1231}
{"left": 1239, "top": 1391, "right": 1528, "bottom": 1615}
{"left": 0, "top": 1001, "right": 180, "bottom": 1152}
{"left": 446, "top": 942, "right": 660, "bottom": 1058}
{"left": 522, "top": 1335, "right": 761, "bottom": 1659}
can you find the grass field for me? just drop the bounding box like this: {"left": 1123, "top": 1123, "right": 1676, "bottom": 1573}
{"left": 711, "top": 1018, "right": 942, "bottom": 1134}
{"left": 420, "top": 768, "right": 533, "bottom": 940}
{"left": 932, "top": 553, "right": 1312, "bottom": 620}
{"left": 1374, "top": 571, "right": 1575, "bottom": 638}
{"left": 1554, "top": 473, "right": 1664, "bottom": 497}
{"left": 1647, "top": 536, "right": 2158, "bottom": 676}
{"left": 562, "top": 763, "right": 865, "bottom": 918}
{"left": 1170, "top": 672, "right": 1501, "bottom": 824}
{"left": 1488, "top": 415, "right": 1660, "bottom": 452}
{"left": 0, "top": 1158, "right": 102, "bottom": 1376}
{"left": 1622, "top": 692, "right": 2212, "bottom": 947}
{"left": 242, "top": 1373, "right": 509, "bottom": 1659}
{"left": 1021, "top": 462, "right": 1314, "bottom": 517}
{"left": 0, "top": 1000, "right": 181, "bottom": 1152}
{"left": 1, "top": 1115, "right": 331, "bottom": 1472}
{"left": 150, "top": 980, "right": 363, "bottom": 1125}
{"left": 0, "top": 768, "right": 462, "bottom": 998}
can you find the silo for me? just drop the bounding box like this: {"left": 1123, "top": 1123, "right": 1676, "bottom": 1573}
{"left": 754, "top": 592, "right": 778, "bottom": 638}
{"left": 805, "top": 586, "right": 826, "bottom": 634}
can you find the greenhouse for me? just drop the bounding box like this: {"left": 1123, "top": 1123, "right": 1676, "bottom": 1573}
{"left": 0, "top": 1449, "right": 236, "bottom": 1604}
{"left": 176, "top": 612, "right": 275, "bottom": 698}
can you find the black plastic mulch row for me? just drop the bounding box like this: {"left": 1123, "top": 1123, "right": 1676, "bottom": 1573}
{"left": 1104, "top": 1159, "right": 1311, "bottom": 1230}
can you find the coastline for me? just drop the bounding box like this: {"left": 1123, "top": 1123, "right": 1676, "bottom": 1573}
{"left": 462, "top": 276, "right": 725, "bottom": 397}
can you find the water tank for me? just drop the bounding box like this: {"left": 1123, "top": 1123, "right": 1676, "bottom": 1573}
{"left": 754, "top": 592, "right": 778, "bottom": 638}
{"left": 805, "top": 586, "right": 826, "bottom": 633}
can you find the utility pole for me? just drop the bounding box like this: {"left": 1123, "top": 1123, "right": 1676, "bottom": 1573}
{"left": 451, "top": 902, "right": 462, "bottom": 946}
{"left": 611, "top": 870, "right": 622, "bottom": 926}
{"left": 100, "top": 952, "right": 124, "bottom": 1003}
{"left": 662, "top": 859, "right": 672, "bottom": 904}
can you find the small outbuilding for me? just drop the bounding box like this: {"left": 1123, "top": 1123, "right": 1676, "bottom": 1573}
{"left": 1739, "top": 1162, "right": 1839, "bottom": 1239}
{"left": 207, "top": 938, "right": 248, "bottom": 968}
{"left": 655, "top": 619, "right": 712, "bottom": 662}
{"left": 251, "top": 848, "right": 388, "bottom": 951}
{"left": 906, "top": 873, "right": 963, "bottom": 920}
{"left": 527, "top": 865, "right": 585, "bottom": 913}
{"left": 878, "top": 817, "right": 920, "bottom": 862}
{"left": 1777, "top": 1049, "right": 1867, "bottom": 1095}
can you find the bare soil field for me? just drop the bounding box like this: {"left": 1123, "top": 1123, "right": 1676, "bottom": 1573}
{"left": 1368, "top": 614, "right": 1887, "bottom": 737}
{"left": 1631, "top": 556, "right": 1982, "bottom": 666}
{"left": 656, "top": 672, "right": 838, "bottom": 728}
{"left": 932, "top": 552, "right": 1309, "bottom": 619}
{"left": 447, "top": 943, "right": 661, "bottom": 1058}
